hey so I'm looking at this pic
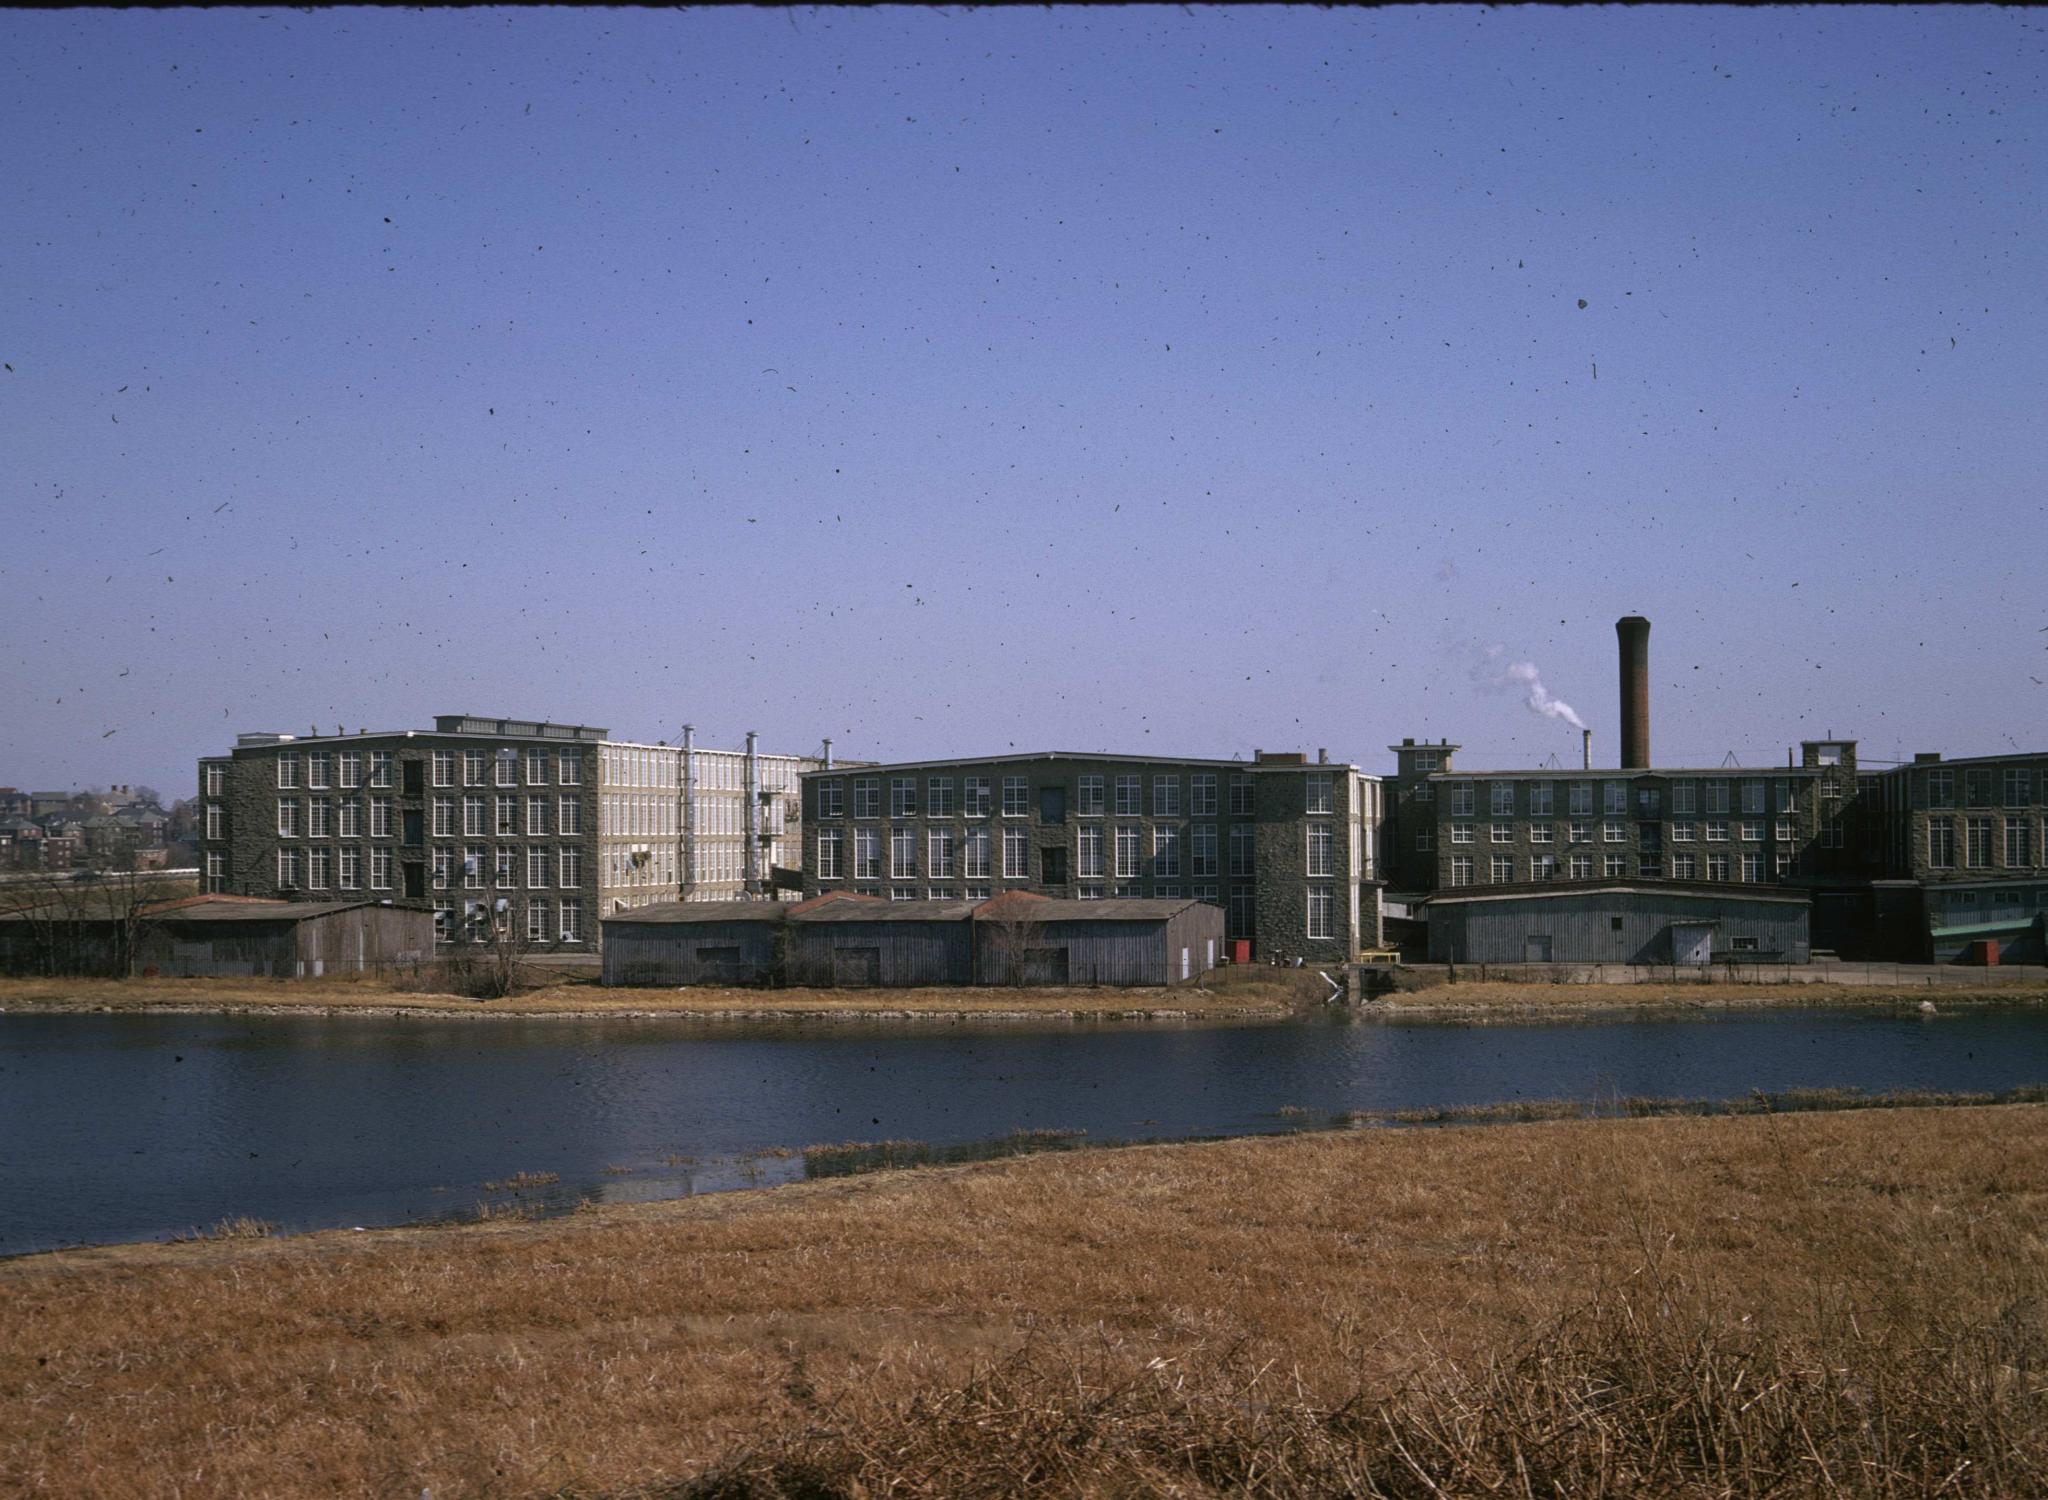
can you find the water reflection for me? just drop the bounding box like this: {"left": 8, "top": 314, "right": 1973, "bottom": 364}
{"left": 2, "top": 1006, "right": 2042, "bottom": 1255}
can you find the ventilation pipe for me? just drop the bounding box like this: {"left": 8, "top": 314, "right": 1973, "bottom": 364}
{"left": 1582, "top": 729, "right": 1592, "bottom": 771}
{"left": 743, "top": 730, "right": 760, "bottom": 897}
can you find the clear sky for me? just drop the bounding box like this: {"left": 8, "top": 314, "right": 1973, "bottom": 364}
{"left": 4, "top": 6, "right": 2043, "bottom": 798}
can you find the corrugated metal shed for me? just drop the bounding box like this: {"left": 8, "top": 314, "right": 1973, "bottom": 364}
{"left": 0, "top": 898, "right": 433, "bottom": 977}
{"left": 1425, "top": 881, "right": 1810, "bottom": 965}
{"left": 785, "top": 902, "right": 976, "bottom": 987}
{"left": 973, "top": 894, "right": 1225, "bottom": 986}
{"left": 601, "top": 901, "right": 788, "bottom": 986}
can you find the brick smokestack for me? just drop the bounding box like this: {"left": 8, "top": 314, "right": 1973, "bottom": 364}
{"left": 1616, "top": 615, "right": 1651, "bottom": 769}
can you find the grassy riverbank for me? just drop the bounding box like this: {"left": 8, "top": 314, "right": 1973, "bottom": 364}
{"left": 1373, "top": 975, "right": 2047, "bottom": 1018}
{"left": 0, "top": 965, "right": 1310, "bottom": 1020}
{"left": 4, "top": 1101, "right": 2043, "bottom": 1497}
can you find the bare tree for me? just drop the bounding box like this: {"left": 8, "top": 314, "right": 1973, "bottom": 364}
{"left": 1, "top": 868, "right": 172, "bottom": 976}
{"left": 979, "top": 895, "right": 1051, "bottom": 987}
{"left": 440, "top": 898, "right": 535, "bottom": 999}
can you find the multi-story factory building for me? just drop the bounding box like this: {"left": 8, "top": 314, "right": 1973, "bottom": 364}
{"left": 797, "top": 749, "right": 1383, "bottom": 964}
{"left": 199, "top": 717, "right": 822, "bottom": 951}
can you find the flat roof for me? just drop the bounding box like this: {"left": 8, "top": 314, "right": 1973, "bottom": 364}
{"left": 1427, "top": 767, "right": 1822, "bottom": 780}
{"left": 1425, "top": 879, "right": 1810, "bottom": 908}
{"left": 803, "top": 750, "right": 1368, "bottom": 776}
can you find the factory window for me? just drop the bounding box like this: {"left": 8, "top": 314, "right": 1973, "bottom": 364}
{"left": 1227, "top": 888, "right": 1255, "bottom": 938}
{"left": 964, "top": 828, "right": 991, "bottom": 880}
{"left": 1774, "top": 853, "right": 1793, "bottom": 879}
{"left": 1077, "top": 825, "right": 1105, "bottom": 879}
{"left": 1965, "top": 771, "right": 1992, "bottom": 807}
{"left": 1671, "top": 821, "right": 1695, "bottom": 843}
{"left": 1191, "top": 824, "right": 1218, "bottom": 877}
{"left": 1603, "top": 821, "right": 1625, "bottom": 844}
{"left": 1078, "top": 775, "right": 1105, "bottom": 816}
{"left": 526, "top": 750, "right": 548, "bottom": 787}
{"left": 1229, "top": 775, "right": 1254, "bottom": 816}
{"left": 1530, "top": 854, "right": 1557, "bottom": 881}
{"left": 1448, "top": 782, "right": 1476, "bottom": 817}
{"left": 1568, "top": 854, "right": 1592, "bottom": 880}
{"left": 1742, "top": 780, "right": 1766, "bottom": 815}
{"left": 307, "top": 798, "right": 331, "bottom": 839}
{"left": 1706, "top": 854, "right": 1730, "bottom": 882}
{"left": 1568, "top": 819, "right": 1591, "bottom": 844}
{"left": 891, "top": 777, "right": 917, "bottom": 819}
{"left": 276, "top": 847, "right": 302, "bottom": 888}
{"left": 306, "top": 849, "right": 330, "bottom": 890}
{"left": 1530, "top": 822, "right": 1552, "bottom": 843}
{"left": 2005, "top": 769, "right": 2033, "bottom": 809}
{"left": 1451, "top": 822, "right": 1474, "bottom": 845}
{"left": 928, "top": 829, "right": 956, "bottom": 880}
{"left": 1307, "top": 825, "right": 1334, "bottom": 877}
{"left": 1925, "top": 770, "right": 1953, "bottom": 809}
{"left": 1670, "top": 780, "right": 1695, "bottom": 815}
{"left": 1568, "top": 782, "right": 1593, "bottom": 816}
{"left": 928, "top": 777, "right": 955, "bottom": 817}
{"left": 363, "top": 751, "right": 390, "bottom": 789}
{"left": 560, "top": 898, "right": 583, "bottom": 943}
{"left": 463, "top": 846, "right": 486, "bottom": 889}
{"left": 1636, "top": 786, "right": 1661, "bottom": 815}
{"left": 1671, "top": 853, "right": 1696, "bottom": 880}
{"left": 1415, "top": 781, "right": 1434, "bottom": 803}
{"left": 558, "top": 848, "right": 581, "bottom": 888}
{"left": 1965, "top": 818, "right": 1993, "bottom": 869}
{"left": 460, "top": 751, "right": 485, "bottom": 787}
{"left": 1305, "top": 773, "right": 1334, "bottom": 815}
{"left": 1003, "top": 827, "right": 1030, "bottom": 880}
{"left": 1604, "top": 855, "right": 1627, "bottom": 879}
{"left": 337, "top": 848, "right": 359, "bottom": 891}
{"left": 527, "top": 848, "right": 551, "bottom": 889}
{"left": 430, "top": 751, "right": 453, "bottom": 788}
{"left": 1153, "top": 826, "right": 1182, "bottom": 878}
{"left": 1490, "top": 856, "right": 1513, "bottom": 884}
{"left": 1229, "top": 825, "right": 1256, "bottom": 875}
{"left": 853, "top": 829, "right": 881, "bottom": 880}
{"left": 852, "top": 778, "right": 880, "bottom": 819}
{"left": 1155, "top": 776, "right": 1182, "bottom": 817}
{"left": 1306, "top": 887, "right": 1334, "bottom": 940}
{"left": 493, "top": 749, "right": 517, "bottom": 788}
{"left": 1002, "top": 777, "right": 1030, "bottom": 817}
{"left": 1489, "top": 782, "right": 1515, "bottom": 817}
{"left": 1740, "top": 854, "right": 1762, "bottom": 883}
{"left": 205, "top": 803, "right": 224, "bottom": 840}
{"left": 559, "top": 797, "right": 581, "bottom": 836}
{"left": 1704, "top": 820, "right": 1729, "bottom": 843}
{"left": 1415, "top": 826, "right": 1432, "bottom": 851}
{"left": 1492, "top": 822, "right": 1512, "bottom": 844}
{"left": 494, "top": 796, "right": 515, "bottom": 837}
{"left": 1775, "top": 779, "right": 1797, "bottom": 813}
{"left": 369, "top": 848, "right": 392, "bottom": 890}
{"left": 368, "top": 797, "right": 392, "bottom": 839}
{"left": 1603, "top": 782, "right": 1627, "bottom": 816}
{"left": 1449, "top": 856, "right": 1474, "bottom": 888}
{"left": 1115, "top": 776, "right": 1142, "bottom": 816}
{"left": 277, "top": 798, "right": 301, "bottom": 838}
{"left": 966, "top": 885, "right": 993, "bottom": 902}
{"left": 306, "top": 753, "right": 331, "bottom": 791}
{"left": 527, "top": 797, "right": 553, "bottom": 837}
{"left": 1704, "top": 781, "right": 1730, "bottom": 815}
{"left": 276, "top": 752, "right": 301, "bottom": 789}
{"left": 205, "top": 764, "right": 226, "bottom": 797}
{"left": 1740, "top": 821, "right": 1762, "bottom": 842}
{"left": 431, "top": 847, "right": 452, "bottom": 891}
{"left": 2008, "top": 819, "right": 2034, "bottom": 869}
{"left": 493, "top": 848, "right": 515, "bottom": 889}
{"left": 527, "top": 900, "right": 550, "bottom": 943}
{"left": 1412, "top": 750, "right": 1440, "bottom": 773}
{"left": 890, "top": 827, "right": 917, "bottom": 879}
{"left": 559, "top": 753, "right": 581, "bottom": 787}
{"left": 964, "top": 777, "right": 991, "bottom": 818}
{"left": 925, "top": 887, "right": 954, "bottom": 903}
{"left": 461, "top": 795, "right": 484, "bottom": 837}
{"left": 1775, "top": 819, "right": 1794, "bottom": 843}
{"left": 1528, "top": 781, "right": 1553, "bottom": 816}
{"left": 1114, "top": 825, "right": 1141, "bottom": 879}
{"left": 816, "top": 779, "right": 843, "bottom": 819}
{"left": 1191, "top": 774, "right": 1218, "bottom": 816}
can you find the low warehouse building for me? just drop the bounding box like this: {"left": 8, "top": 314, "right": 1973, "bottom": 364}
{"left": 973, "top": 892, "right": 1225, "bottom": 986}
{"left": 1424, "top": 881, "right": 1810, "bottom": 965}
{"left": 784, "top": 898, "right": 977, "bottom": 987}
{"left": 0, "top": 895, "right": 432, "bottom": 978}
{"left": 600, "top": 902, "right": 787, "bottom": 986}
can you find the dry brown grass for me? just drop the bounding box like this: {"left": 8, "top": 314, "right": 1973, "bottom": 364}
{"left": 0, "top": 969, "right": 1299, "bottom": 1019}
{"left": 3, "top": 1104, "right": 2043, "bottom": 1497}
{"left": 1379, "top": 977, "right": 2046, "bottom": 1017}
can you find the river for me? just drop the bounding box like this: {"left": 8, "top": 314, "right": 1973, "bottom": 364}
{"left": 3, "top": 1005, "right": 2044, "bottom": 1256}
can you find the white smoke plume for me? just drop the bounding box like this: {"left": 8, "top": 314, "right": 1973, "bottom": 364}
{"left": 1475, "top": 645, "right": 1588, "bottom": 731}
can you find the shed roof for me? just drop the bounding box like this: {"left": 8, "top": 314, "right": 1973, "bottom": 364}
{"left": 602, "top": 901, "right": 790, "bottom": 926}
{"left": 789, "top": 901, "right": 979, "bottom": 924}
{"left": 1424, "top": 879, "right": 1809, "bottom": 909}
{"left": 973, "top": 894, "right": 1211, "bottom": 922}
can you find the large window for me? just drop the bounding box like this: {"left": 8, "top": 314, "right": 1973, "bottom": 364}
{"left": 1228, "top": 825, "right": 1255, "bottom": 876}
{"left": 277, "top": 798, "right": 301, "bottom": 838}
{"left": 1115, "top": 776, "right": 1142, "bottom": 816}
{"left": 891, "top": 777, "right": 917, "bottom": 819}
{"left": 1306, "top": 825, "right": 1335, "bottom": 877}
{"left": 308, "top": 798, "right": 331, "bottom": 838}
{"left": 1153, "top": 775, "right": 1181, "bottom": 817}
{"left": 1306, "top": 887, "right": 1334, "bottom": 940}
{"left": 1191, "top": 774, "right": 1217, "bottom": 817}
{"left": 1002, "top": 777, "right": 1029, "bottom": 817}
{"left": 277, "top": 848, "right": 302, "bottom": 887}
{"left": 560, "top": 898, "right": 583, "bottom": 943}
{"left": 558, "top": 752, "right": 581, "bottom": 787}
{"left": 1114, "top": 825, "right": 1141, "bottom": 879}
{"left": 928, "top": 829, "right": 956, "bottom": 880}
{"left": 1741, "top": 780, "right": 1766, "bottom": 815}
{"left": 369, "top": 796, "right": 392, "bottom": 839}
{"left": 891, "top": 827, "right": 917, "bottom": 879}
{"left": 1927, "top": 818, "right": 1955, "bottom": 868}
{"left": 558, "top": 848, "right": 582, "bottom": 888}
{"left": 852, "top": 778, "right": 880, "bottom": 819}
{"left": 559, "top": 797, "right": 582, "bottom": 836}
{"left": 527, "top": 848, "right": 552, "bottom": 889}
{"left": 463, "top": 750, "right": 486, "bottom": 787}
{"left": 1077, "top": 825, "right": 1104, "bottom": 879}
{"left": 2006, "top": 818, "right": 2033, "bottom": 869}
{"left": 307, "top": 753, "right": 331, "bottom": 790}
{"left": 1704, "top": 781, "right": 1731, "bottom": 814}
{"left": 495, "top": 748, "right": 517, "bottom": 787}
{"left": 1449, "top": 856, "right": 1474, "bottom": 887}
{"left": 204, "top": 803, "right": 224, "bottom": 840}
{"left": 964, "top": 777, "right": 991, "bottom": 817}
{"left": 1491, "top": 855, "right": 1513, "bottom": 883}
{"left": 928, "top": 777, "right": 955, "bottom": 817}
{"left": 1306, "top": 773, "right": 1334, "bottom": 815}
{"left": 307, "top": 849, "right": 331, "bottom": 890}
{"left": 1191, "top": 824, "right": 1218, "bottom": 877}
{"left": 370, "top": 848, "right": 392, "bottom": 890}
{"left": 432, "top": 751, "right": 455, "bottom": 788}
{"left": 1491, "top": 782, "right": 1515, "bottom": 817}
{"left": 1078, "top": 775, "right": 1105, "bottom": 816}
{"left": 1528, "top": 781, "right": 1553, "bottom": 816}
{"left": 463, "top": 795, "right": 485, "bottom": 837}
{"left": 1153, "top": 826, "right": 1182, "bottom": 878}
{"left": 1228, "top": 776, "right": 1253, "bottom": 816}
{"left": 1965, "top": 818, "right": 1993, "bottom": 869}
{"left": 526, "top": 796, "right": 550, "bottom": 836}
{"left": 1448, "top": 782, "right": 1475, "bottom": 817}
{"left": 204, "top": 764, "right": 226, "bottom": 797}
{"left": 1671, "top": 780, "right": 1696, "bottom": 815}
{"left": 276, "top": 752, "right": 300, "bottom": 789}
{"left": 964, "top": 828, "right": 990, "bottom": 880}
{"left": 1568, "top": 782, "right": 1593, "bottom": 817}
{"left": 2005, "top": 768, "right": 2034, "bottom": 808}
{"left": 1002, "top": 827, "right": 1030, "bottom": 880}
{"left": 853, "top": 828, "right": 881, "bottom": 880}
{"left": 1603, "top": 781, "right": 1627, "bottom": 816}
{"left": 817, "top": 828, "right": 843, "bottom": 879}
{"left": 370, "top": 751, "right": 394, "bottom": 789}
{"left": 338, "top": 848, "right": 360, "bottom": 890}
{"left": 816, "top": 779, "right": 843, "bottom": 819}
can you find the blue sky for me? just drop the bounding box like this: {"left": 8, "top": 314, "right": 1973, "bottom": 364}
{"left": 4, "top": 7, "right": 2043, "bottom": 797}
